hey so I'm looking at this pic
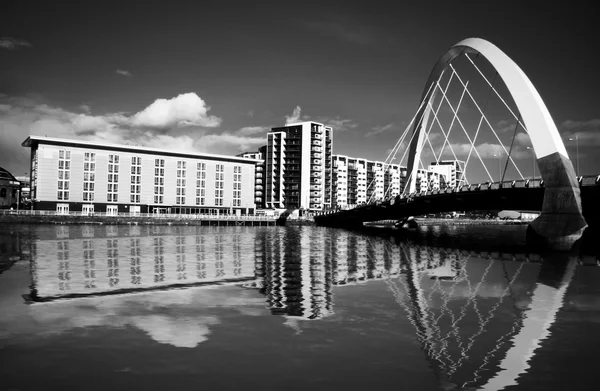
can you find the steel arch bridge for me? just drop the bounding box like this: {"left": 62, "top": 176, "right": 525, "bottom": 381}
{"left": 315, "top": 38, "right": 597, "bottom": 250}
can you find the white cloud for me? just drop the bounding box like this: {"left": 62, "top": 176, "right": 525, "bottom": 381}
{"left": 0, "top": 93, "right": 252, "bottom": 173}
{"left": 560, "top": 119, "right": 600, "bottom": 146}
{"left": 447, "top": 142, "right": 530, "bottom": 160}
{"left": 0, "top": 37, "right": 31, "bottom": 49}
{"left": 285, "top": 106, "right": 302, "bottom": 125}
{"left": 131, "top": 93, "right": 221, "bottom": 129}
{"left": 116, "top": 69, "right": 132, "bottom": 77}
{"left": 317, "top": 116, "right": 358, "bottom": 132}
{"left": 236, "top": 126, "right": 268, "bottom": 136}
{"left": 365, "top": 123, "right": 395, "bottom": 138}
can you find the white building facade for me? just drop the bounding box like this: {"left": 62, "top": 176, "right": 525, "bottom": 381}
{"left": 332, "top": 155, "right": 406, "bottom": 209}
{"left": 22, "top": 136, "right": 259, "bottom": 215}
{"left": 427, "top": 160, "right": 465, "bottom": 188}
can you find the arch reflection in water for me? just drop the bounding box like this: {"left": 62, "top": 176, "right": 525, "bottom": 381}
{"left": 29, "top": 225, "right": 259, "bottom": 301}
{"left": 27, "top": 224, "right": 585, "bottom": 388}
{"left": 260, "top": 228, "right": 582, "bottom": 389}
{"left": 354, "top": 234, "right": 577, "bottom": 391}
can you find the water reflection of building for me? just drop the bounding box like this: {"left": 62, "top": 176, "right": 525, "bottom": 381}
{"left": 0, "top": 227, "right": 22, "bottom": 274}
{"left": 257, "top": 228, "right": 586, "bottom": 389}
{"left": 30, "top": 225, "right": 258, "bottom": 300}
{"left": 260, "top": 227, "right": 334, "bottom": 319}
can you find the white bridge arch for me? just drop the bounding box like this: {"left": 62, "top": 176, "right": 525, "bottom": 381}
{"left": 404, "top": 38, "right": 586, "bottom": 249}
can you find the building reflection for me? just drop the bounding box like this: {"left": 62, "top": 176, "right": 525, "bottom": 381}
{"left": 30, "top": 225, "right": 258, "bottom": 301}
{"left": 0, "top": 227, "right": 22, "bottom": 275}
{"left": 27, "top": 224, "right": 596, "bottom": 386}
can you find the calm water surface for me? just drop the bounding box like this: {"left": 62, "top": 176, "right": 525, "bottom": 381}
{"left": 1, "top": 223, "right": 599, "bottom": 391}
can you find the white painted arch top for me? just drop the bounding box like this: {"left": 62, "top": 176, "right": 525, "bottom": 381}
{"left": 430, "top": 37, "right": 568, "bottom": 160}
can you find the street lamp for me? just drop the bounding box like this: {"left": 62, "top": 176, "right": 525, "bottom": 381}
{"left": 568, "top": 136, "right": 579, "bottom": 176}
{"left": 493, "top": 153, "right": 502, "bottom": 181}
{"left": 526, "top": 146, "right": 536, "bottom": 179}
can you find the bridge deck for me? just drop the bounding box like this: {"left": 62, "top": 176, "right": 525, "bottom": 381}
{"left": 315, "top": 179, "right": 600, "bottom": 228}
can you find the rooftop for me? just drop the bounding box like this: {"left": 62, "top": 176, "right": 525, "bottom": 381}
{"left": 22, "top": 136, "right": 261, "bottom": 164}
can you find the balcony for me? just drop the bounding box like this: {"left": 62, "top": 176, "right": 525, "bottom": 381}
{"left": 311, "top": 172, "right": 322, "bottom": 178}
{"left": 313, "top": 133, "right": 322, "bottom": 139}
{"left": 255, "top": 184, "right": 263, "bottom": 190}
{"left": 312, "top": 139, "right": 322, "bottom": 146}
{"left": 312, "top": 152, "right": 322, "bottom": 159}
{"left": 310, "top": 185, "right": 320, "bottom": 191}
{"left": 311, "top": 146, "right": 322, "bottom": 152}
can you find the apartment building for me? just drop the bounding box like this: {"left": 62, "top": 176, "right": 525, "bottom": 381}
{"left": 22, "top": 136, "right": 259, "bottom": 215}
{"left": 428, "top": 160, "right": 465, "bottom": 188}
{"left": 264, "top": 122, "right": 332, "bottom": 211}
{"left": 332, "top": 155, "right": 406, "bottom": 209}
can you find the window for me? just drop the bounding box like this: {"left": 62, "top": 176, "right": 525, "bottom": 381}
{"left": 214, "top": 164, "right": 224, "bottom": 206}
{"left": 57, "top": 149, "right": 71, "bottom": 201}
{"left": 233, "top": 165, "right": 242, "bottom": 207}
{"left": 130, "top": 156, "right": 142, "bottom": 203}
{"left": 56, "top": 203, "right": 69, "bottom": 215}
{"left": 176, "top": 160, "right": 187, "bottom": 205}
{"left": 107, "top": 154, "right": 120, "bottom": 203}
{"left": 153, "top": 158, "right": 165, "bottom": 204}
{"left": 83, "top": 152, "right": 96, "bottom": 202}
{"left": 196, "top": 162, "right": 207, "bottom": 206}
{"left": 106, "top": 205, "right": 118, "bottom": 216}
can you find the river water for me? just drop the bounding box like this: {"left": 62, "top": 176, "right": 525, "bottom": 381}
{"left": 1, "top": 223, "right": 599, "bottom": 391}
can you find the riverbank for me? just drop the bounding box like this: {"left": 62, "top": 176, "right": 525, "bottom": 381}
{"left": 0, "top": 214, "right": 276, "bottom": 226}
{"left": 364, "top": 218, "right": 528, "bottom": 228}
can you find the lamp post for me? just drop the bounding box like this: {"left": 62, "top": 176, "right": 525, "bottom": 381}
{"left": 568, "top": 136, "right": 579, "bottom": 176}
{"left": 493, "top": 153, "right": 501, "bottom": 181}
{"left": 526, "top": 146, "right": 536, "bottom": 180}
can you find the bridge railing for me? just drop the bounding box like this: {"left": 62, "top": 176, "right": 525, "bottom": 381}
{"left": 316, "top": 174, "right": 599, "bottom": 217}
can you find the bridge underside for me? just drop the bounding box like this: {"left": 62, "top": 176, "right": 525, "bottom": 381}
{"left": 315, "top": 186, "right": 599, "bottom": 229}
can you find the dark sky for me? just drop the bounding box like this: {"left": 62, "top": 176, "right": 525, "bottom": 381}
{"left": 1, "top": 0, "right": 599, "bottom": 180}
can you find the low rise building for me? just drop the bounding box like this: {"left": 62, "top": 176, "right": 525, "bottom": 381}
{"left": 22, "top": 136, "right": 259, "bottom": 215}
{"left": 0, "top": 167, "right": 21, "bottom": 209}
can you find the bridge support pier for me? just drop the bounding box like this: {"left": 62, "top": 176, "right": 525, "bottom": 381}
{"left": 528, "top": 153, "right": 587, "bottom": 251}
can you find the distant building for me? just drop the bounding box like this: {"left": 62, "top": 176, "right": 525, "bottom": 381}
{"left": 22, "top": 136, "right": 259, "bottom": 215}
{"left": 0, "top": 167, "right": 21, "bottom": 209}
{"left": 265, "top": 122, "right": 333, "bottom": 211}
{"left": 415, "top": 169, "right": 446, "bottom": 193}
{"left": 428, "top": 160, "right": 465, "bottom": 188}
{"left": 332, "top": 155, "right": 406, "bottom": 209}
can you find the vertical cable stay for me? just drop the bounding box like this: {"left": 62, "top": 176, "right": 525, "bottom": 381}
{"left": 464, "top": 53, "right": 528, "bottom": 132}
{"left": 502, "top": 118, "right": 521, "bottom": 182}
{"left": 403, "top": 70, "right": 456, "bottom": 194}
{"left": 463, "top": 71, "right": 497, "bottom": 181}
{"left": 436, "top": 80, "right": 495, "bottom": 183}
{"left": 425, "top": 101, "right": 469, "bottom": 188}
{"left": 366, "top": 79, "right": 438, "bottom": 203}
{"left": 424, "top": 79, "right": 471, "bottom": 189}
{"left": 431, "top": 80, "right": 469, "bottom": 166}
{"left": 449, "top": 64, "right": 525, "bottom": 180}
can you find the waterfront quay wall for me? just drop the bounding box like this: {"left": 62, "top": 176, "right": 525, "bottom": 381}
{"left": 0, "top": 213, "right": 276, "bottom": 226}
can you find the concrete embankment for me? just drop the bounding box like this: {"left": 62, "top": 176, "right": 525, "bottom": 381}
{"left": 365, "top": 218, "right": 527, "bottom": 227}
{"left": 0, "top": 214, "right": 275, "bottom": 226}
